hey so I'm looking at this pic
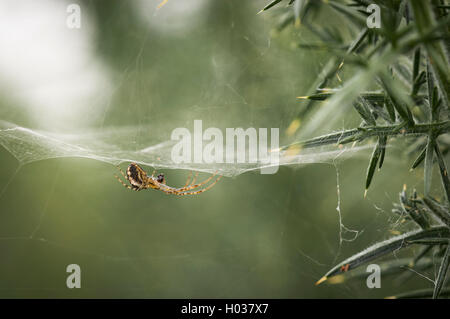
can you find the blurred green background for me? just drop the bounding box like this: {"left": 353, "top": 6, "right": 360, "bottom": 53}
{"left": 0, "top": 0, "right": 435, "bottom": 298}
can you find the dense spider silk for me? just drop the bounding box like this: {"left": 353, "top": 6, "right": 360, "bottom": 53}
{"left": 0, "top": 120, "right": 373, "bottom": 177}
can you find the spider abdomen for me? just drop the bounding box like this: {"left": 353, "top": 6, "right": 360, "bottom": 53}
{"left": 127, "top": 163, "right": 146, "bottom": 190}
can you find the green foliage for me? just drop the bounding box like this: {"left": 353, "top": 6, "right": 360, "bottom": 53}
{"left": 260, "top": 0, "right": 450, "bottom": 298}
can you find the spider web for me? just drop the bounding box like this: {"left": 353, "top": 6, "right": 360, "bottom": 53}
{"left": 0, "top": 119, "right": 372, "bottom": 177}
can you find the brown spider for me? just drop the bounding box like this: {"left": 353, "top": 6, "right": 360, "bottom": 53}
{"left": 114, "top": 163, "right": 222, "bottom": 196}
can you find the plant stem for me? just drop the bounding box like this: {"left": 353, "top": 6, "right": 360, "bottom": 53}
{"left": 283, "top": 120, "right": 450, "bottom": 150}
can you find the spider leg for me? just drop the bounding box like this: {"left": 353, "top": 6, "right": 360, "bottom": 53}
{"left": 181, "top": 171, "right": 198, "bottom": 188}
{"left": 182, "top": 171, "right": 193, "bottom": 188}
{"left": 114, "top": 174, "right": 134, "bottom": 190}
{"left": 116, "top": 165, "right": 128, "bottom": 181}
{"left": 188, "top": 171, "right": 199, "bottom": 187}
{"left": 174, "top": 175, "right": 223, "bottom": 196}
{"left": 172, "top": 171, "right": 218, "bottom": 192}
{"left": 158, "top": 188, "right": 178, "bottom": 195}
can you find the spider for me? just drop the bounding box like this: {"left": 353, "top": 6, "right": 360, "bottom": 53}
{"left": 114, "top": 163, "right": 222, "bottom": 196}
